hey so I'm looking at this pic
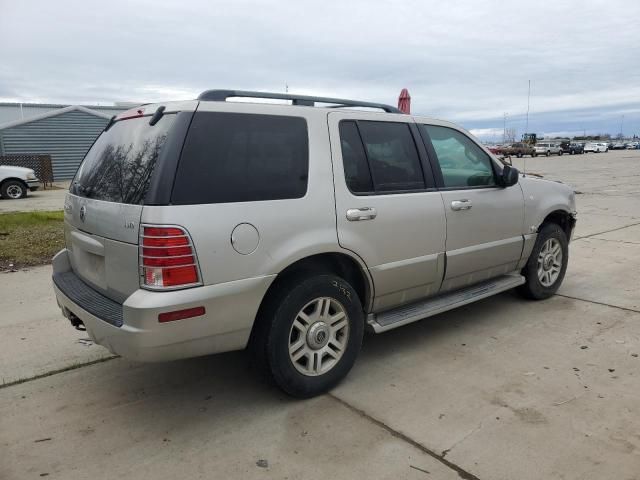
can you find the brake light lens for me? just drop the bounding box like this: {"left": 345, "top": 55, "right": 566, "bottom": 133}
{"left": 117, "top": 107, "right": 146, "bottom": 121}
{"left": 140, "top": 225, "right": 200, "bottom": 289}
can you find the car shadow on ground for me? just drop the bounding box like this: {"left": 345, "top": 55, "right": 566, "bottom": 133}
{"left": 95, "top": 290, "right": 527, "bottom": 419}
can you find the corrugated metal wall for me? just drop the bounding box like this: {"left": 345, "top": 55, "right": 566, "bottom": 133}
{"left": 0, "top": 110, "right": 108, "bottom": 180}
{"left": 0, "top": 103, "right": 127, "bottom": 125}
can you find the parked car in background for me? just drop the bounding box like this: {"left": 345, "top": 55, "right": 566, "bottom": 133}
{"left": 500, "top": 142, "right": 537, "bottom": 157}
{"left": 487, "top": 145, "right": 502, "bottom": 154}
{"left": 560, "top": 141, "right": 584, "bottom": 155}
{"left": 584, "top": 142, "right": 608, "bottom": 153}
{"left": 626, "top": 142, "right": 639, "bottom": 150}
{"left": 611, "top": 142, "right": 627, "bottom": 150}
{"left": 51, "top": 89, "right": 577, "bottom": 397}
{"left": 0, "top": 165, "right": 40, "bottom": 199}
{"left": 535, "top": 142, "right": 562, "bottom": 156}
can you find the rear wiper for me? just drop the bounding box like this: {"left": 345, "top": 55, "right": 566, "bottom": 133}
{"left": 149, "top": 106, "right": 166, "bottom": 126}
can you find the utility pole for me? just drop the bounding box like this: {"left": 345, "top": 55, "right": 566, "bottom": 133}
{"left": 620, "top": 114, "right": 625, "bottom": 139}
{"left": 503, "top": 112, "right": 507, "bottom": 143}
{"left": 525, "top": 80, "right": 531, "bottom": 134}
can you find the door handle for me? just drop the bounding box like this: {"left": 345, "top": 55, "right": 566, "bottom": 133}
{"left": 451, "top": 200, "right": 472, "bottom": 211}
{"left": 346, "top": 207, "right": 377, "bottom": 221}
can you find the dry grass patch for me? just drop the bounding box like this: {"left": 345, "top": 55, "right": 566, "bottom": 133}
{"left": 0, "top": 210, "right": 64, "bottom": 270}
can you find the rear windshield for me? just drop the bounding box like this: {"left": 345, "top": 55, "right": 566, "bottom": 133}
{"left": 71, "top": 114, "right": 176, "bottom": 204}
{"left": 171, "top": 112, "right": 308, "bottom": 204}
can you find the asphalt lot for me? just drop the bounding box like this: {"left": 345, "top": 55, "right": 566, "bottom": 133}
{"left": 1, "top": 149, "right": 639, "bottom": 479}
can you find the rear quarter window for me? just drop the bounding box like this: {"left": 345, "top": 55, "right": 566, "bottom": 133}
{"left": 171, "top": 112, "right": 308, "bottom": 204}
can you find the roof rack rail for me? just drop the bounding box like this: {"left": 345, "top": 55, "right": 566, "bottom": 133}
{"left": 197, "top": 89, "right": 402, "bottom": 114}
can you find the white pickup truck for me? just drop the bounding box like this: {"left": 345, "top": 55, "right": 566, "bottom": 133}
{"left": 0, "top": 165, "right": 40, "bottom": 199}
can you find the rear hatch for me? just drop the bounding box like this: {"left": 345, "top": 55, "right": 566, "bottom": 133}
{"left": 64, "top": 101, "right": 196, "bottom": 303}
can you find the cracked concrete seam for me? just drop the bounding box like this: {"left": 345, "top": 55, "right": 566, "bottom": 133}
{"left": 328, "top": 393, "right": 483, "bottom": 480}
{"left": 580, "top": 237, "right": 640, "bottom": 246}
{"left": 0, "top": 356, "right": 118, "bottom": 390}
{"left": 441, "top": 421, "right": 484, "bottom": 458}
{"left": 556, "top": 294, "right": 640, "bottom": 315}
{"left": 572, "top": 220, "right": 640, "bottom": 241}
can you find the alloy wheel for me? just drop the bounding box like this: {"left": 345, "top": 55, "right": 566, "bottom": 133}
{"left": 288, "top": 297, "right": 350, "bottom": 377}
{"left": 537, "top": 238, "right": 563, "bottom": 287}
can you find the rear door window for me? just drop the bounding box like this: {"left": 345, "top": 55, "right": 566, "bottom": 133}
{"left": 339, "top": 120, "right": 425, "bottom": 194}
{"left": 338, "top": 121, "right": 374, "bottom": 193}
{"left": 172, "top": 112, "right": 308, "bottom": 204}
{"left": 358, "top": 121, "right": 425, "bottom": 192}
{"left": 71, "top": 114, "right": 176, "bottom": 204}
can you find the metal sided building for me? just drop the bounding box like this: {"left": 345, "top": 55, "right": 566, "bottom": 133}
{"left": 0, "top": 103, "right": 129, "bottom": 180}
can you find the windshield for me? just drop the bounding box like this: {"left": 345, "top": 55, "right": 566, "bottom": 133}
{"left": 71, "top": 114, "right": 176, "bottom": 204}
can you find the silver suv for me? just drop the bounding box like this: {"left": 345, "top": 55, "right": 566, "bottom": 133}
{"left": 534, "top": 142, "right": 563, "bottom": 156}
{"left": 53, "top": 90, "right": 577, "bottom": 397}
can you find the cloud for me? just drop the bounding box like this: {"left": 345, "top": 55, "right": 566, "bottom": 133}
{"left": 1, "top": 0, "right": 639, "bottom": 135}
{"left": 469, "top": 128, "right": 505, "bottom": 140}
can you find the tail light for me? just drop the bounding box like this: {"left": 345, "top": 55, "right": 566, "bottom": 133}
{"left": 140, "top": 225, "right": 201, "bottom": 289}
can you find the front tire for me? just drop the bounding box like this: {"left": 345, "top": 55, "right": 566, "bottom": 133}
{"left": 518, "top": 223, "right": 569, "bottom": 300}
{"left": 250, "top": 274, "right": 364, "bottom": 398}
{"left": 1, "top": 180, "right": 27, "bottom": 199}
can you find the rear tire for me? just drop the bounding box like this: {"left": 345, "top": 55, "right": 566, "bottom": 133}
{"left": 1, "top": 180, "right": 27, "bottom": 199}
{"left": 518, "top": 223, "right": 569, "bottom": 300}
{"left": 250, "top": 274, "right": 364, "bottom": 398}
{"left": 546, "top": 151, "right": 550, "bottom": 157}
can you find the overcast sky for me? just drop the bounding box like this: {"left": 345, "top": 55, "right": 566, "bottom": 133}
{"left": 1, "top": 0, "right": 639, "bottom": 139}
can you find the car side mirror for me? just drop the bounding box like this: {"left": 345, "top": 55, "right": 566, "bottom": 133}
{"left": 500, "top": 164, "right": 519, "bottom": 187}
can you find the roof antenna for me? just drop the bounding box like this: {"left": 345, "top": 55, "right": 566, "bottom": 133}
{"left": 524, "top": 80, "right": 531, "bottom": 177}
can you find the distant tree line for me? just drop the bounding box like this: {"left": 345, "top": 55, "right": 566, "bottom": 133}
{"left": 548, "top": 133, "right": 638, "bottom": 141}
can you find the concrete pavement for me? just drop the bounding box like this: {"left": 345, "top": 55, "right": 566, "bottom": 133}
{"left": 0, "top": 186, "right": 68, "bottom": 213}
{"left": 0, "top": 266, "right": 114, "bottom": 385}
{"left": 1, "top": 150, "right": 639, "bottom": 479}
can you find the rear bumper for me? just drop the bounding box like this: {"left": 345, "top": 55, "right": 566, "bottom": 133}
{"left": 52, "top": 249, "right": 275, "bottom": 362}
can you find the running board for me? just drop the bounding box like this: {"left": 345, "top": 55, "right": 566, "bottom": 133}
{"left": 368, "top": 273, "right": 525, "bottom": 333}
